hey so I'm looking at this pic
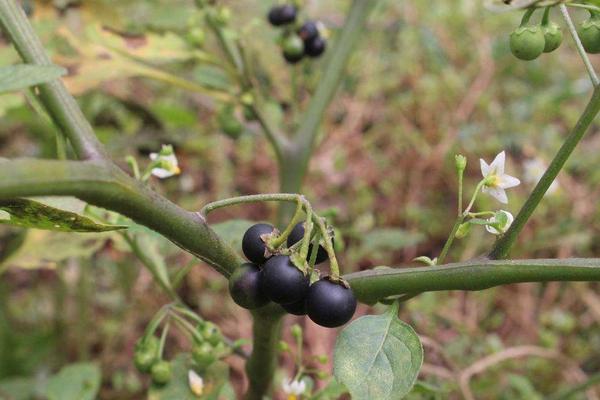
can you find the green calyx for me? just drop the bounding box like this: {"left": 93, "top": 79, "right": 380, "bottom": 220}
{"left": 542, "top": 22, "right": 562, "bottom": 53}
{"left": 578, "top": 14, "right": 600, "bottom": 54}
{"left": 510, "top": 25, "right": 545, "bottom": 61}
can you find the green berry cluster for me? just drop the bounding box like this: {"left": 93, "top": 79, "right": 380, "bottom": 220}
{"left": 134, "top": 336, "right": 172, "bottom": 386}
{"left": 509, "top": 7, "right": 563, "bottom": 61}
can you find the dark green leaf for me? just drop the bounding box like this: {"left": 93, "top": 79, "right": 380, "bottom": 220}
{"left": 333, "top": 302, "right": 423, "bottom": 400}
{"left": 0, "top": 198, "right": 127, "bottom": 232}
{"left": 46, "top": 363, "right": 101, "bottom": 400}
{"left": 0, "top": 64, "right": 66, "bottom": 93}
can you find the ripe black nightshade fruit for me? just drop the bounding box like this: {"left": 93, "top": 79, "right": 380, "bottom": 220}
{"left": 267, "top": 4, "right": 297, "bottom": 26}
{"left": 242, "top": 223, "right": 275, "bottom": 264}
{"left": 305, "top": 36, "right": 326, "bottom": 57}
{"left": 229, "top": 263, "right": 269, "bottom": 309}
{"left": 261, "top": 255, "right": 309, "bottom": 304}
{"left": 282, "top": 297, "right": 307, "bottom": 316}
{"left": 298, "top": 21, "right": 319, "bottom": 42}
{"left": 287, "top": 222, "right": 329, "bottom": 264}
{"left": 306, "top": 278, "right": 357, "bottom": 328}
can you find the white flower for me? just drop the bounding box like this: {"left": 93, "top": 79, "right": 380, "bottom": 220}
{"left": 188, "top": 370, "right": 204, "bottom": 397}
{"left": 149, "top": 145, "right": 180, "bottom": 179}
{"left": 282, "top": 378, "right": 306, "bottom": 398}
{"left": 485, "top": 210, "right": 514, "bottom": 235}
{"left": 480, "top": 151, "right": 521, "bottom": 204}
{"left": 523, "top": 158, "right": 558, "bottom": 194}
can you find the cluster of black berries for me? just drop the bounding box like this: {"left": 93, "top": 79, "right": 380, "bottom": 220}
{"left": 267, "top": 4, "right": 327, "bottom": 64}
{"left": 228, "top": 222, "right": 356, "bottom": 328}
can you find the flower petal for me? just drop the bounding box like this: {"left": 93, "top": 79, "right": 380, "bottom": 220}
{"left": 486, "top": 187, "right": 508, "bottom": 204}
{"left": 480, "top": 158, "right": 491, "bottom": 177}
{"left": 188, "top": 370, "right": 204, "bottom": 397}
{"left": 489, "top": 151, "right": 506, "bottom": 175}
{"left": 497, "top": 174, "right": 520, "bottom": 189}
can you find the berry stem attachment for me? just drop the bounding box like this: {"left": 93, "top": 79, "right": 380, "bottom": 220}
{"left": 542, "top": 6, "right": 551, "bottom": 26}
{"left": 559, "top": 4, "right": 599, "bottom": 87}
{"left": 299, "top": 206, "right": 314, "bottom": 262}
{"left": 519, "top": 8, "right": 536, "bottom": 27}
{"left": 157, "top": 321, "right": 170, "bottom": 359}
{"left": 314, "top": 216, "right": 340, "bottom": 278}
{"left": 269, "top": 199, "right": 303, "bottom": 248}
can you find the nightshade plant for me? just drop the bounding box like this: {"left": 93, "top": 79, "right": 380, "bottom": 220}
{"left": 3, "top": 0, "right": 600, "bottom": 399}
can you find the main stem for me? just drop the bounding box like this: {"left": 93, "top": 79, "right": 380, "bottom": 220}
{"left": 490, "top": 87, "right": 600, "bottom": 259}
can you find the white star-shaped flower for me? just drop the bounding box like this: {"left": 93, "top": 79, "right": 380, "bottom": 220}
{"left": 485, "top": 210, "right": 514, "bottom": 235}
{"left": 188, "top": 370, "right": 204, "bottom": 397}
{"left": 480, "top": 151, "right": 520, "bottom": 204}
{"left": 282, "top": 378, "right": 306, "bottom": 398}
{"left": 149, "top": 145, "right": 180, "bottom": 179}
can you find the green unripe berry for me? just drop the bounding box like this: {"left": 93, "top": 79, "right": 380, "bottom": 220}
{"left": 542, "top": 22, "right": 562, "bottom": 53}
{"left": 134, "top": 350, "right": 156, "bottom": 373}
{"left": 187, "top": 28, "right": 205, "bottom": 47}
{"left": 200, "top": 322, "right": 222, "bottom": 346}
{"left": 192, "top": 342, "right": 217, "bottom": 369}
{"left": 216, "top": 105, "right": 243, "bottom": 139}
{"left": 578, "top": 15, "right": 600, "bottom": 54}
{"left": 509, "top": 25, "right": 545, "bottom": 61}
{"left": 282, "top": 34, "right": 304, "bottom": 58}
{"left": 150, "top": 361, "right": 172, "bottom": 385}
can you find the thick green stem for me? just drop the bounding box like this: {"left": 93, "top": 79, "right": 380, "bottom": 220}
{"left": 277, "top": 0, "right": 378, "bottom": 222}
{"left": 0, "top": 159, "right": 241, "bottom": 276}
{"left": 245, "top": 306, "right": 284, "bottom": 400}
{"left": 0, "top": 0, "right": 107, "bottom": 160}
{"left": 345, "top": 258, "right": 600, "bottom": 305}
{"left": 490, "top": 87, "right": 600, "bottom": 259}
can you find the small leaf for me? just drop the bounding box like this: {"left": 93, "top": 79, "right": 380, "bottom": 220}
{"left": 46, "top": 362, "right": 101, "bottom": 400}
{"left": 333, "top": 302, "right": 423, "bottom": 400}
{"left": 0, "top": 198, "right": 127, "bottom": 232}
{"left": 0, "top": 64, "right": 66, "bottom": 93}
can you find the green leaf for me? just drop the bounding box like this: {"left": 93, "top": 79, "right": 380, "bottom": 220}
{"left": 0, "top": 198, "right": 127, "bottom": 232}
{"left": 210, "top": 219, "right": 256, "bottom": 253}
{"left": 148, "top": 354, "right": 230, "bottom": 400}
{"left": 46, "top": 362, "right": 101, "bottom": 400}
{"left": 333, "top": 302, "right": 423, "bottom": 400}
{"left": 0, "top": 64, "right": 66, "bottom": 93}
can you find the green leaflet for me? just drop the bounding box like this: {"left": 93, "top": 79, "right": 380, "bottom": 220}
{"left": 0, "top": 197, "right": 127, "bottom": 232}
{"left": 333, "top": 302, "right": 423, "bottom": 400}
{"left": 0, "top": 64, "right": 65, "bottom": 93}
{"left": 46, "top": 363, "right": 101, "bottom": 400}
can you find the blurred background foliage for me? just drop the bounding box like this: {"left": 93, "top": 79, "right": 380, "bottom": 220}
{"left": 1, "top": 0, "right": 600, "bottom": 398}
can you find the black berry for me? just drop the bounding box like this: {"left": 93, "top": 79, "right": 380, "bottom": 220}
{"left": 298, "top": 21, "right": 319, "bottom": 42}
{"left": 242, "top": 223, "right": 275, "bottom": 264}
{"left": 229, "top": 263, "right": 270, "bottom": 309}
{"left": 287, "top": 222, "right": 329, "bottom": 264}
{"left": 267, "top": 4, "right": 297, "bottom": 26}
{"left": 305, "top": 36, "right": 326, "bottom": 58}
{"left": 306, "top": 278, "right": 357, "bottom": 328}
{"left": 261, "top": 255, "right": 309, "bottom": 304}
{"left": 282, "top": 297, "right": 307, "bottom": 316}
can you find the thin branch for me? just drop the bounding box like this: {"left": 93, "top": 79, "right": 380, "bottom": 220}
{"left": 344, "top": 258, "right": 600, "bottom": 304}
{"left": 560, "top": 4, "right": 600, "bottom": 87}
{"left": 0, "top": 0, "right": 107, "bottom": 160}
{"left": 490, "top": 86, "right": 600, "bottom": 259}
